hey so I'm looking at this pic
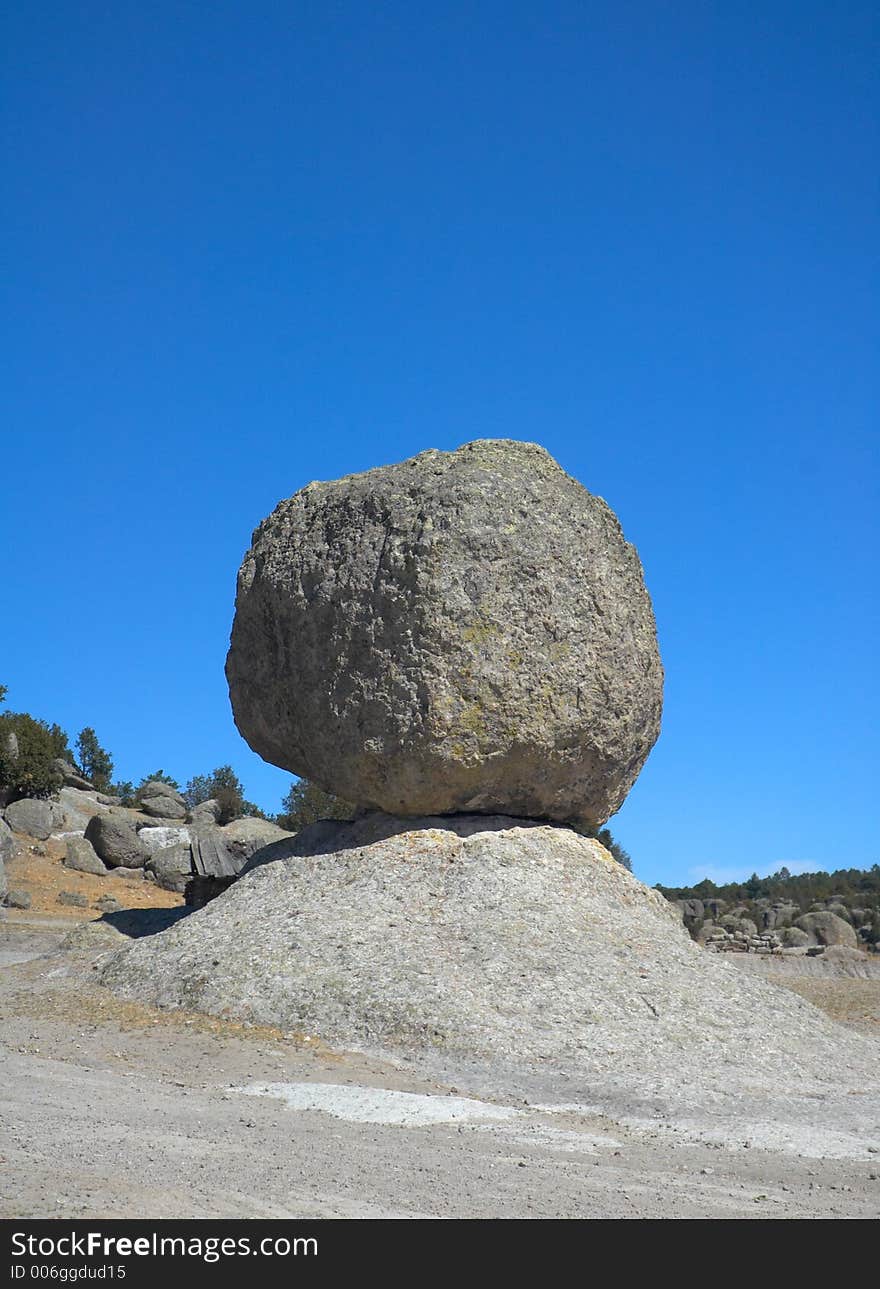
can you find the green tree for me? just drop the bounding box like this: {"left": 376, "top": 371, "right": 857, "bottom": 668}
{"left": 75, "top": 727, "right": 114, "bottom": 790}
{"left": 0, "top": 710, "right": 71, "bottom": 799}
{"left": 210, "top": 765, "right": 246, "bottom": 825}
{"left": 183, "top": 765, "right": 266, "bottom": 824}
{"left": 182, "top": 773, "right": 214, "bottom": 809}
{"left": 276, "top": 779, "right": 356, "bottom": 831}
{"left": 137, "top": 770, "right": 180, "bottom": 792}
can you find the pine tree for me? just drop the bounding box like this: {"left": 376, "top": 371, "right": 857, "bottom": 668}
{"left": 75, "top": 727, "right": 114, "bottom": 791}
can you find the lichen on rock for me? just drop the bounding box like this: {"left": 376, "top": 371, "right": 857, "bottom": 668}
{"left": 226, "top": 439, "right": 663, "bottom": 827}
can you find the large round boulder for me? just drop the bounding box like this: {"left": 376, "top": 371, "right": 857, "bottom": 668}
{"left": 84, "top": 813, "right": 149, "bottom": 870}
{"left": 226, "top": 440, "right": 663, "bottom": 827}
{"left": 794, "top": 911, "right": 859, "bottom": 949}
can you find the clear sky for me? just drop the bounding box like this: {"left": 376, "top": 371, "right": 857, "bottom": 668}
{"left": 2, "top": 2, "right": 877, "bottom": 887}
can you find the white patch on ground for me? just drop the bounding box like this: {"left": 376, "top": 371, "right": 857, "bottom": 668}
{"left": 231, "top": 1082, "right": 524, "bottom": 1127}
{"left": 0, "top": 948, "right": 45, "bottom": 969}
{"left": 618, "top": 1115, "right": 880, "bottom": 1161}
{"left": 472, "top": 1124, "right": 619, "bottom": 1154}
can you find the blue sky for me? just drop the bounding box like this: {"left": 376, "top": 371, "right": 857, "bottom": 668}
{"left": 2, "top": 2, "right": 877, "bottom": 887}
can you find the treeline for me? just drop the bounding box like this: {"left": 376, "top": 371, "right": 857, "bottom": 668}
{"left": 656, "top": 865, "right": 880, "bottom": 912}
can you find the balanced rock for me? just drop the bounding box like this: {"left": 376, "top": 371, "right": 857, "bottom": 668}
{"left": 226, "top": 440, "right": 663, "bottom": 827}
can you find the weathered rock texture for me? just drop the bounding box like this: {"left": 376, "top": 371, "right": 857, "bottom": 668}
{"left": 137, "top": 818, "right": 293, "bottom": 892}
{"left": 226, "top": 440, "right": 663, "bottom": 827}
{"left": 137, "top": 781, "right": 188, "bottom": 820}
{"left": 84, "top": 814, "right": 148, "bottom": 869}
{"left": 794, "top": 911, "right": 858, "bottom": 949}
{"left": 64, "top": 836, "right": 109, "bottom": 876}
{"left": 100, "top": 816, "right": 876, "bottom": 1092}
{"left": 3, "top": 797, "right": 63, "bottom": 840}
{"left": 0, "top": 818, "right": 11, "bottom": 900}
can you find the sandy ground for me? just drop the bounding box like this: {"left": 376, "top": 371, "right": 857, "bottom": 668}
{"left": 728, "top": 953, "right": 880, "bottom": 1035}
{"left": 2, "top": 913, "right": 880, "bottom": 1219}
{"left": 2, "top": 835, "right": 183, "bottom": 919}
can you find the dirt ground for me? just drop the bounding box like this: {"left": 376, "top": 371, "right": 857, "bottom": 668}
{"left": 727, "top": 953, "right": 880, "bottom": 1034}
{"left": 2, "top": 910, "right": 880, "bottom": 1220}
{"left": 3, "top": 835, "right": 183, "bottom": 919}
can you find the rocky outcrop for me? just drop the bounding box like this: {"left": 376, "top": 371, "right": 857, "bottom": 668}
{"left": 101, "top": 815, "right": 879, "bottom": 1095}
{"left": 794, "top": 911, "right": 859, "bottom": 949}
{"left": 190, "top": 798, "right": 222, "bottom": 825}
{"left": 226, "top": 439, "right": 663, "bottom": 829}
{"left": 137, "top": 781, "right": 187, "bottom": 821}
{"left": 217, "top": 817, "right": 291, "bottom": 866}
{"left": 3, "top": 798, "right": 62, "bottom": 840}
{"left": 56, "top": 787, "right": 111, "bottom": 833}
{"left": 84, "top": 813, "right": 149, "bottom": 870}
{"left": 63, "top": 836, "right": 109, "bottom": 876}
{"left": 51, "top": 759, "right": 95, "bottom": 792}
{"left": 702, "top": 926, "right": 782, "bottom": 954}
{"left": 145, "top": 845, "right": 193, "bottom": 893}
{"left": 141, "top": 818, "right": 293, "bottom": 891}
{"left": 57, "top": 890, "right": 89, "bottom": 908}
{"left": 780, "top": 926, "right": 811, "bottom": 948}
{"left": 139, "top": 826, "right": 192, "bottom": 857}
